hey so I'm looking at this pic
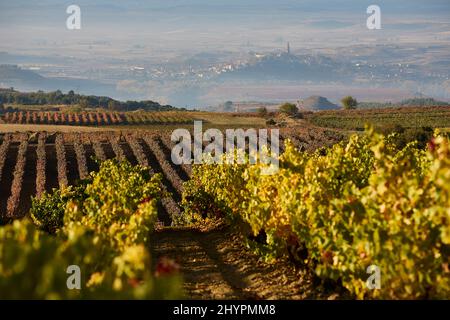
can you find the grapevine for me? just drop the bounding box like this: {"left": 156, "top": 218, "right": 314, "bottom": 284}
{"left": 6, "top": 134, "right": 29, "bottom": 217}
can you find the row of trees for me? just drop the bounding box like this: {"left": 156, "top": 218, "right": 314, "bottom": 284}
{"left": 0, "top": 88, "right": 176, "bottom": 111}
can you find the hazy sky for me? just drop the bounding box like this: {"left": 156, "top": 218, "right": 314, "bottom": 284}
{"left": 1, "top": 1, "right": 449, "bottom": 106}
{"left": 1, "top": 0, "right": 449, "bottom": 58}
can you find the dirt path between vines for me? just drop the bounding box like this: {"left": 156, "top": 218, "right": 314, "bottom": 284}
{"left": 150, "top": 223, "right": 336, "bottom": 300}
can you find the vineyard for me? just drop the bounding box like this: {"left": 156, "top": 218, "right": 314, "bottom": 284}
{"left": 307, "top": 106, "right": 450, "bottom": 130}
{"left": 0, "top": 126, "right": 346, "bottom": 299}
{"left": 0, "top": 127, "right": 339, "bottom": 222}
{"left": 182, "top": 129, "right": 450, "bottom": 299}
{"left": 0, "top": 125, "right": 448, "bottom": 299}
{"left": 1, "top": 111, "right": 195, "bottom": 126}
{"left": 0, "top": 131, "right": 183, "bottom": 223}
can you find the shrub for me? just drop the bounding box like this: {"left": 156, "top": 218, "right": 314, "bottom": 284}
{"left": 31, "top": 186, "right": 85, "bottom": 234}
{"left": 341, "top": 96, "right": 358, "bottom": 110}
{"left": 32, "top": 159, "right": 162, "bottom": 250}
{"left": 378, "top": 125, "right": 434, "bottom": 150}
{"left": 0, "top": 219, "right": 181, "bottom": 299}
{"left": 279, "top": 103, "right": 298, "bottom": 115}
{"left": 65, "top": 159, "right": 162, "bottom": 252}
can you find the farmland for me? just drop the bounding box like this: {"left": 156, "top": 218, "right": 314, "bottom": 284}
{"left": 0, "top": 110, "right": 267, "bottom": 130}
{"left": 0, "top": 107, "right": 449, "bottom": 300}
{"left": 4, "top": 106, "right": 449, "bottom": 133}
{"left": 1, "top": 111, "right": 195, "bottom": 126}
{"left": 306, "top": 106, "right": 450, "bottom": 130}
{"left": 0, "top": 127, "right": 339, "bottom": 221}
{"left": 0, "top": 126, "right": 347, "bottom": 299}
{"left": 0, "top": 131, "right": 182, "bottom": 222}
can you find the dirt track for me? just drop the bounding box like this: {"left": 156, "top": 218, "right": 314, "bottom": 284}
{"left": 150, "top": 224, "right": 334, "bottom": 300}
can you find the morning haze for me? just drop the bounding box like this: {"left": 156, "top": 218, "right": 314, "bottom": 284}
{"left": 0, "top": 0, "right": 449, "bottom": 107}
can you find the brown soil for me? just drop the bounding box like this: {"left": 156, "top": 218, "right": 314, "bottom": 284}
{"left": 45, "top": 144, "right": 59, "bottom": 191}
{"left": 120, "top": 142, "right": 138, "bottom": 166}
{"left": 18, "top": 144, "right": 37, "bottom": 217}
{"left": 84, "top": 144, "right": 100, "bottom": 173}
{"left": 150, "top": 222, "right": 334, "bottom": 300}
{"left": 64, "top": 144, "right": 80, "bottom": 185}
{"left": 101, "top": 142, "right": 116, "bottom": 159}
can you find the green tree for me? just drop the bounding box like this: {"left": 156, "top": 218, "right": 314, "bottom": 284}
{"left": 257, "top": 106, "right": 268, "bottom": 117}
{"left": 341, "top": 96, "right": 358, "bottom": 110}
{"left": 279, "top": 102, "right": 298, "bottom": 115}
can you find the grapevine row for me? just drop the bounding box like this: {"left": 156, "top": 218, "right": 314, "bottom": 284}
{"left": 73, "top": 138, "right": 89, "bottom": 180}
{"left": 55, "top": 135, "right": 68, "bottom": 187}
{"left": 158, "top": 133, "right": 192, "bottom": 178}
{"left": 143, "top": 134, "right": 184, "bottom": 195}
{"left": 3, "top": 111, "right": 123, "bottom": 126}
{"left": 136, "top": 134, "right": 181, "bottom": 223}
{"left": 91, "top": 137, "right": 107, "bottom": 162}
{"left": 109, "top": 135, "right": 126, "bottom": 161}
{"left": 6, "top": 134, "right": 28, "bottom": 217}
{"left": 0, "top": 134, "right": 11, "bottom": 182}
{"left": 182, "top": 131, "right": 450, "bottom": 299}
{"left": 35, "top": 133, "right": 46, "bottom": 198}
{"left": 124, "top": 134, "right": 149, "bottom": 167}
{"left": 3, "top": 111, "right": 194, "bottom": 126}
